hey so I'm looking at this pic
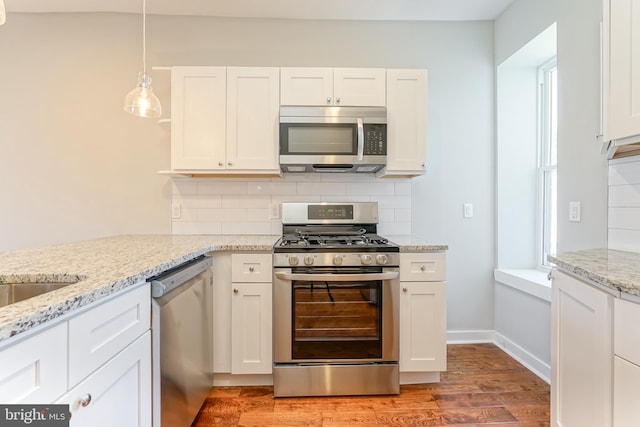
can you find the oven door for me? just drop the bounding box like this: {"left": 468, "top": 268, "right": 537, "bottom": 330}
{"left": 273, "top": 266, "right": 399, "bottom": 364}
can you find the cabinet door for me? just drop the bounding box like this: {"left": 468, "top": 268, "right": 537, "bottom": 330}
{"left": 0, "top": 322, "right": 67, "bottom": 403}
{"left": 68, "top": 283, "right": 150, "bottom": 387}
{"left": 333, "top": 68, "right": 386, "bottom": 106}
{"left": 226, "top": 67, "right": 280, "bottom": 172}
{"left": 171, "top": 66, "right": 227, "bottom": 170}
{"left": 399, "top": 281, "right": 447, "bottom": 372}
{"left": 609, "top": 0, "right": 640, "bottom": 141}
{"left": 614, "top": 356, "right": 640, "bottom": 427}
{"left": 552, "top": 271, "right": 613, "bottom": 427}
{"left": 280, "top": 67, "right": 334, "bottom": 106}
{"left": 231, "top": 282, "right": 272, "bottom": 374}
{"left": 57, "top": 331, "right": 152, "bottom": 427}
{"left": 384, "top": 69, "right": 427, "bottom": 176}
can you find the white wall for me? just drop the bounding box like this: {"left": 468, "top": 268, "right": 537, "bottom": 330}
{"left": 0, "top": 14, "right": 496, "bottom": 333}
{"left": 609, "top": 156, "right": 640, "bottom": 252}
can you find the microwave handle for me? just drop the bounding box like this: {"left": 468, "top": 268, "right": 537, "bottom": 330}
{"left": 357, "top": 118, "right": 364, "bottom": 160}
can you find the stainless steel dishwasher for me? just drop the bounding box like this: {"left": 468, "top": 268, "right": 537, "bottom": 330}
{"left": 149, "top": 255, "right": 213, "bottom": 427}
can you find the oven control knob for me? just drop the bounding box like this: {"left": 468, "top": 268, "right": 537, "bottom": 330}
{"left": 304, "top": 255, "right": 314, "bottom": 266}
{"left": 361, "top": 255, "right": 373, "bottom": 265}
{"left": 288, "top": 256, "right": 299, "bottom": 266}
{"left": 376, "top": 254, "right": 389, "bottom": 265}
{"left": 333, "top": 255, "right": 343, "bottom": 266}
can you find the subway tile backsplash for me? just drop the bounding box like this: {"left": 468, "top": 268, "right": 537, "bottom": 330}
{"left": 609, "top": 156, "right": 640, "bottom": 253}
{"left": 172, "top": 174, "right": 412, "bottom": 236}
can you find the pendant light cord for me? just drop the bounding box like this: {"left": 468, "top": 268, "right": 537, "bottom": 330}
{"left": 142, "top": 0, "right": 147, "bottom": 74}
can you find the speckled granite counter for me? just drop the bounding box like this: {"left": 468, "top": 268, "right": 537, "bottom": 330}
{"left": 0, "top": 234, "right": 447, "bottom": 344}
{"left": 548, "top": 248, "right": 640, "bottom": 297}
{"left": 386, "top": 235, "right": 448, "bottom": 252}
{"left": 0, "top": 234, "right": 278, "bottom": 343}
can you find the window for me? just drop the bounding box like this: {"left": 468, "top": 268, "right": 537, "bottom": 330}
{"left": 538, "top": 58, "right": 557, "bottom": 267}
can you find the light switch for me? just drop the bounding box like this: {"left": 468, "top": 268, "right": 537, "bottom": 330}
{"left": 463, "top": 203, "right": 473, "bottom": 218}
{"left": 569, "top": 202, "right": 581, "bottom": 222}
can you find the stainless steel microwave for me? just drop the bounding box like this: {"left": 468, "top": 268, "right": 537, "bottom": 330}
{"left": 279, "top": 106, "right": 387, "bottom": 173}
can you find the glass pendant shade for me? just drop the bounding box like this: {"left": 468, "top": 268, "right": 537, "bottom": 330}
{"left": 0, "top": 0, "right": 6, "bottom": 25}
{"left": 123, "top": 72, "right": 162, "bottom": 118}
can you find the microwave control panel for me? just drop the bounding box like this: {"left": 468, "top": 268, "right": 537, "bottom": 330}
{"left": 363, "top": 124, "right": 387, "bottom": 155}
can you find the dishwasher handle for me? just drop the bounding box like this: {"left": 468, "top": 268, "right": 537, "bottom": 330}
{"left": 149, "top": 256, "right": 213, "bottom": 297}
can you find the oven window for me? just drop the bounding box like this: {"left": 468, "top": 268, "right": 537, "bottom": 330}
{"left": 291, "top": 277, "right": 382, "bottom": 360}
{"left": 283, "top": 124, "right": 356, "bottom": 154}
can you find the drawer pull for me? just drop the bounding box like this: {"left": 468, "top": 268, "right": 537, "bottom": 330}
{"left": 249, "top": 266, "right": 255, "bottom": 272}
{"left": 420, "top": 266, "right": 426, "bottom": 271}
{"left": 80, "top": 393, "right": 92, "bottom": 407}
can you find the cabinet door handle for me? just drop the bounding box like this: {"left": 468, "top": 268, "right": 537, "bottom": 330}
{"left": 80, "top": 393, "right": 92, "bottom": 407}
{"left": 327, "top": 97, "right": 332, "bottom": 104}
{"left": 402, "top": 287, "right": 408, "bottom": 293}
{"left": 228, "top": 161, "right": 233, "bottom": 166}
{"left": 336, "top": 97, "right": 341, "bottom": 104}
{"left": 218, "top": 161, "right": 224, "bottom": 166}
{"left": 233, "top": 288, "right": 239, "bottom": 294}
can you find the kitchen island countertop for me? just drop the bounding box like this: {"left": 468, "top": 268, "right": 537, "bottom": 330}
{"left": 548, "top": 248, "right": 640, "bottom": 297}
{"left": 0, "top": 234, "right": 447, "bottom": 344}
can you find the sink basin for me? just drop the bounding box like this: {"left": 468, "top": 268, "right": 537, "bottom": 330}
{"left": 0, "top": 282, "right": 76, "bottom": 307}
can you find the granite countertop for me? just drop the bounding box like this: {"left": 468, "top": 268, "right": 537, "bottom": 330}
{"left": 0, "top": 234, "right": 447, "bottom": 344}
{"left": 548, "top": 248, "right": 640, "bottom": 297}
{"left": 0, "top": 234, "right": 279, "bottom": 343}
{"left": 386, "top": 235, "right": 448, "bottom": 252}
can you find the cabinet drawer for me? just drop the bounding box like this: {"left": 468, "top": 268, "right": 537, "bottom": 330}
{"left": 68, "top": 283, "right": 150, "bottom": 387}
{"left": 400, "top": 253, "right": 446, "bottom": 282}
{"left": 0, "top": 322, "right": 68, "bottom": 403}
{"left": 614, "top": 298, "right": 640, "bottom": 365}
{"left": 231, "top": 253, "right": 272, "bottom": 283}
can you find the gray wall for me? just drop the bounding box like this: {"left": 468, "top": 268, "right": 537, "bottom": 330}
{"left": 0, "top": 14, "right": 496, "bottom": 333}
{"left": 493, "top": 0, "right": 608, "bottom": 376}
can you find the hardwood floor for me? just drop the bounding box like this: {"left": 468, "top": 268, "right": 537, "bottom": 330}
{"left": 192, "top": 344, "right": 550, "bottom": 426}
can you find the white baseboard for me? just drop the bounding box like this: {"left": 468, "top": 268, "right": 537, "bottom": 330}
{"left": 447, "top": 330, "right": 550, "bottom": 384}
{"left": 447, "top": 329, "right": 495, "bottom": 344}
{"left": 492, "top": 332, "right": 550, "bottom": 383}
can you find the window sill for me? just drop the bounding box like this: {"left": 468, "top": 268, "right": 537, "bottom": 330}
{"left": 494, "top": 269, "right": 552, "bottom": 303}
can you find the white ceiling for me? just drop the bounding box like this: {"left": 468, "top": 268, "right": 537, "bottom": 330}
{"left": 6, "top": 0, "right": 516, "bottom": 21}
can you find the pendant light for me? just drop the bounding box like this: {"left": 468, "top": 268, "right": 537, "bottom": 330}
{"left": 0, "top": 0, "right": 6, "bottom": 26}
{"left": 123, "top": 0, "right": 161, "bottom": 118}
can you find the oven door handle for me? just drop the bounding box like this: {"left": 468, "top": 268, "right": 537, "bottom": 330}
{"left": 275, "top": 271, "right": 398, "bottom": 282}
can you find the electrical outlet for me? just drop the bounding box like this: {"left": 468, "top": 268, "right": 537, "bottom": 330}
{"left": 172, "top": 202, "right": 182, "bottom": 219}
{"left": 270, "top": 203, "right": 280, "bottom": 220}
{"left": 463, "top": 203, "right": 473, "bottom": 218}
{"left": 569, "top": 202, "right": 581, "bottom": 222}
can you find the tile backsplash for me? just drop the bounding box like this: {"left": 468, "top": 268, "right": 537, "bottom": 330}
{"left": 609, "top": 156, "right": 640, "bottom": 253}
{"left": 171, "top": 174, "right": 412, "bottom": 236}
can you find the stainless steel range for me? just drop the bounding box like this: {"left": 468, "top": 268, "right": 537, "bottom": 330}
{"left": 272, "top": 202, "right": 400, "bottom": 397}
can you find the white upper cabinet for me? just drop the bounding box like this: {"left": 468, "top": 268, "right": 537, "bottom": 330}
{"left": 603, "top": 0, "right": 640, "bottom": 157}
{"left": 170, "top": 66, "right": 280, "bottom": 175}
{"left": 226, "top": 67, "right": 280, "bottom": 172}
{"left": 382, "top": 69, "right": 428, "bottom": 177}
{"left": 280, "top": 67, "right": 386, "bottom": 106}
{"left": 171, "top": 67, "right": 227, "bottom": 170}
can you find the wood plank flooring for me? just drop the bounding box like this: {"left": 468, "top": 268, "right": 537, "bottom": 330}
{"left": 192, "top": 344, "right": 550, "bottom": 426}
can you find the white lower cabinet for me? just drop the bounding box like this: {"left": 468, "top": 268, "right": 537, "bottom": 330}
{"left": 613, "top": 298, "right": 640, "bottom": 426}
{"left": 398, "top": 252, "right": 447, "bottom": 378}
{"left": 231, "top": 282, "right": 272, "bottom": 374}
{"left": 0, "top": 282, "right": 151, "bottom": 427}
{"left": 0, "top": 322, "right": 68, "bottom": 404}
{"left": 57, "top": 332, "right": 151, "bottom": 427}
{"left": 551, "top": 271, "right": 613, "bottom": 427}
{"left": 213, "top": 252, "right": 273, "bottom": 379}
